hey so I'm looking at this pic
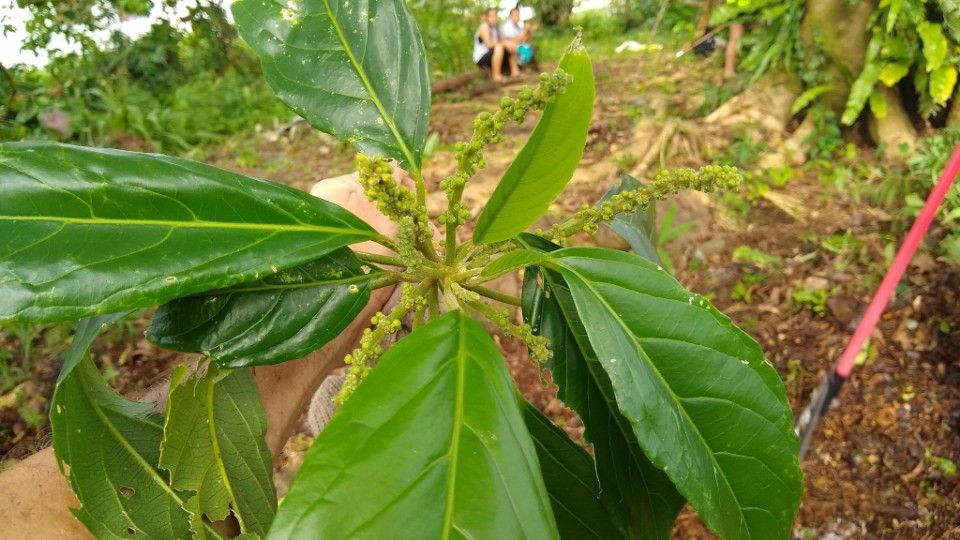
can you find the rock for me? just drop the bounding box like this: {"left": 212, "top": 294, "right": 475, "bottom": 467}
{"left": 803, "top": 276, "right": 831, "bottom": 291}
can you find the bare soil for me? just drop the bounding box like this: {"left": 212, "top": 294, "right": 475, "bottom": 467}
{"left": 2, "top": 48, "right": 958, "bottom": 537}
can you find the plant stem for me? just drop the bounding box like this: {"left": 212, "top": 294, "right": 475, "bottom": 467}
{"left": 463, "top": 284, "right": 521, "bottom": 306}
{"left": 413, "top": 168, "right": 426, "bottom": 208}
{"left": 372, "top": 275, "right": 402, "bottom": 290}
{"left": 356, "top": 252, "right": 404, "bottom": 267}
{"left": 453, "top": 268, "right": 483, "bottom": 281}
{"left": 427, "top": 283, "right": 440, "bottom": 319}
{"left": 444, "top": 221, "right": 459, "bottom": 266}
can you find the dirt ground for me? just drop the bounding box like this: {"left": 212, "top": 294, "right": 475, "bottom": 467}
{"left": 2, "top": 48, "right": 958, "bottom": 537}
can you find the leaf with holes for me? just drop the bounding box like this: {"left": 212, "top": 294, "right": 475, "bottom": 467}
{"left": 232, "top": 0, "right": 430, "bottom": 169}
{"left": 269, "top": 311, "right": 558, "bottom": 539}
{"left": 161, "top": 364, "right": 276, "bottom": 536}
{"left": 543, "top": 247, "right": 803, "bottom": 539}
{"left": 148, "top": 249, "right": 380, "bottom": 367}
{"left": 0, "top": 142, "right": 376, "bottom": 324}
{"left": 50, "top": 315, "right": 198, "bottom": 539}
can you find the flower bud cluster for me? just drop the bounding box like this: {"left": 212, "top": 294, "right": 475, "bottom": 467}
{"left": 357, "top": 154, "right": 430, "bottom": 241}
{"left": 553, "top": 165, "right": 742, "bottom": 241}
{"left": 335, "top": 283, "right": 426, "bottom": 404}
{"left": 485, "top": 307, "right": 552, "bottom": 364}
{"left": 440, "top": 70, "right": 574, "bottom": 203}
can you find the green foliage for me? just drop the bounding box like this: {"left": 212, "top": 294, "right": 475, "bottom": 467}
{"left": 51, "top": 315, "right": 275, "bottom": 538}
{"left": 842, "top": 0, "right": 959, "bottom": 124}
{"left": 1, "top": 2, "right": 289, "bottom": 152}
{"left": 899, "top": 126, "right": 960, "bottom": 265}
{"left": 0, "top": 3, "right": 804, "bottom": 538}
{"left": 712, "top": 0, "right": 807, "bottom": 83}
{"left": 407, "top": 0, "right": 480, "bottom": 78}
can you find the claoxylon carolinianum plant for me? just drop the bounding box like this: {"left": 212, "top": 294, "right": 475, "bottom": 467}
{"left": 0, "top": 1, "right": 803, "bottom": 538}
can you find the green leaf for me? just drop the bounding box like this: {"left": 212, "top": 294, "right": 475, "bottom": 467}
{"left": 929, "top": 64, "right": 958, "bottom": 104}
{"left": 790, "top": 84, "right": 835, "bottom": 115}
{"left": 521, "top": 398, "right": 627, "bottom": 540}
{"left": 0, "top": 142, "right": 376, "bottom": 324}
{"left": 148, "top": 249, "right": 380, "bottom": 367}
{"left": 543, "top": 247, "right": 803, "bottom": 539}
{"left": 918, "top": 21, "right": 948, "bottom": 72}
{"left": 269, "top": 311, "right": 559, "bottom": 539}
{"left": 232, "top": 0, "right": 430, "bottom": 169}
{"left": 869, "top": 90, "right": 888, "bottom": 119}
{"left": 523, "top": 265, "right": 684, "bottom": 539}
{"left": 51, "top": 316, "right": 197, "bottom": 539}
{"left": 480, "top": 249, "right": 550, "bottom": 280}
{"left": 842, "top": 62, "right": 880, "bottom": 125}
{"left": 162, "top": 364, "right": 276, "bottom": 536}
{"left": 886, "top": 0, "right": 903, "bottom": 33}
{"left": 597, "top": 174, "right": 662, "bottom": 265}
{"left": 473, "top": 39, "right": 595, "bottom": 244}
{"left": 877, "top": 63, "right": 910, "bottom": 87}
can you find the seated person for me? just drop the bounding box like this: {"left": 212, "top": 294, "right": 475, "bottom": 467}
{"left": 501, "top": 7, "right": 539, "bottom": 69}
{"left": 473, "top": 8, "right": 518, "bottom": 81}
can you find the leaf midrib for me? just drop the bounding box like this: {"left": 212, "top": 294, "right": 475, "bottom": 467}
{"left": 1, "top": 214, "right": 377, "bottom": 237}
{"left": 440, "top": 316, "right": 467, "bottom": 539}
{"left": 552, "top": 261, "right": 751, "bottom": 537}
{"left": 321, "top": 0, "right": 418, "bottom": 171}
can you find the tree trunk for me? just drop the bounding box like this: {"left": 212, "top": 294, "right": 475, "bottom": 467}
{"left": 948, "top": 89, "right": 960, "bottom": 126}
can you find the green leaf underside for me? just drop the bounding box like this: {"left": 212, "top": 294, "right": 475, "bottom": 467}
{"left": 522, "top": 257, "right": 682, "bottom": 539}
{"left": 162, "top": 364, "right": 276, "bottom": 537}
{"left": 51, "top": 316, "right": 197, "bottom": 539}
{"left": 521, "top": 398, "right": 628, "bottom": 540}
{"left": 597, "top": 173, "right": 662, "bottom": 265}
{"left": 544, "top": 247, "right": 803, "bottom": 539}
{"left": 473, "top": 42, "right": 596, "bottom": 243}
{"left": 148, "top": 249, "right": 380, "bottom": 367}
{"left": 0, "top": 142, "right": 376, "bottom": 324}
{"left": 269, "top": 311, "right": 558, "bottom": 540}
{"left": 232, "top": 0, "right": 430, "bottom": 169}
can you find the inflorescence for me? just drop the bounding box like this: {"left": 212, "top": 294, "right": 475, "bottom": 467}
{"left": 337, "top": 71, "right": 743, "bottom": 406}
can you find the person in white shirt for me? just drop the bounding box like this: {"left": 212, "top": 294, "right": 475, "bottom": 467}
{"left": 500, "top": 7, "right": 538, "bottom": 69}
{"left": 473, "top": 8, "right": 518, "bottom": 81}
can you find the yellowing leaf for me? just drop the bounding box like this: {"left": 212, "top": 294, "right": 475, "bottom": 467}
{"left": 878, "top": 63, "right": 910, "bottom": 86}
{"left": 869, "top": 90, "right": 889, "bottom": 119}
{"left": 918, "top": 21, "right": 948, "bottom": 72}
{"left": 930, "top": 64, "right": 958, "bottom": 104}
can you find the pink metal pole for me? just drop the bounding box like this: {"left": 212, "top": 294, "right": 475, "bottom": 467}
{"left": 835, "top": 142, "right": 960, "bottom": 377}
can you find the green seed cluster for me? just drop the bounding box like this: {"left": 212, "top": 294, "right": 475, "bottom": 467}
{"left": 357, "top": 154, "right": 430, "bottom": 241}
{"left": 439, "top": 70, "right": 574, "bottom": 210}
{"left": 335, "top": 283, "right": 428, "bottom": 404}
{"left": 550, "top": 165, "right": 742, "bottom": 241}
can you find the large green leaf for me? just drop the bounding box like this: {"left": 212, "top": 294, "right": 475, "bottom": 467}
{"left": 0, "top": 142, "right": 377, "bottom": 324}
{"left": 473, "top": 39, "right": 595, "bottom": 244}
{"left": 522, "top": 254, "right": 684, "bottom": 539}
{"left": 51, "top": 315, "right": 197, "bottom": 539}
{"left": 162, "top": 364, "right": 276, "bottom": 537}
{"left": 269, "top": 311, "right": 558, "bottom": 539}
{"left": 521, "top": 397, "right": 629, "bottom": 540}
{"left": 232, "top": 0, "right": 430, "bottom": 169}
{"left": 543, "top": 247, "right": 803, "bottom": 539}
{"left": 148, "top": 249, "right": 380, "bottom": 367}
